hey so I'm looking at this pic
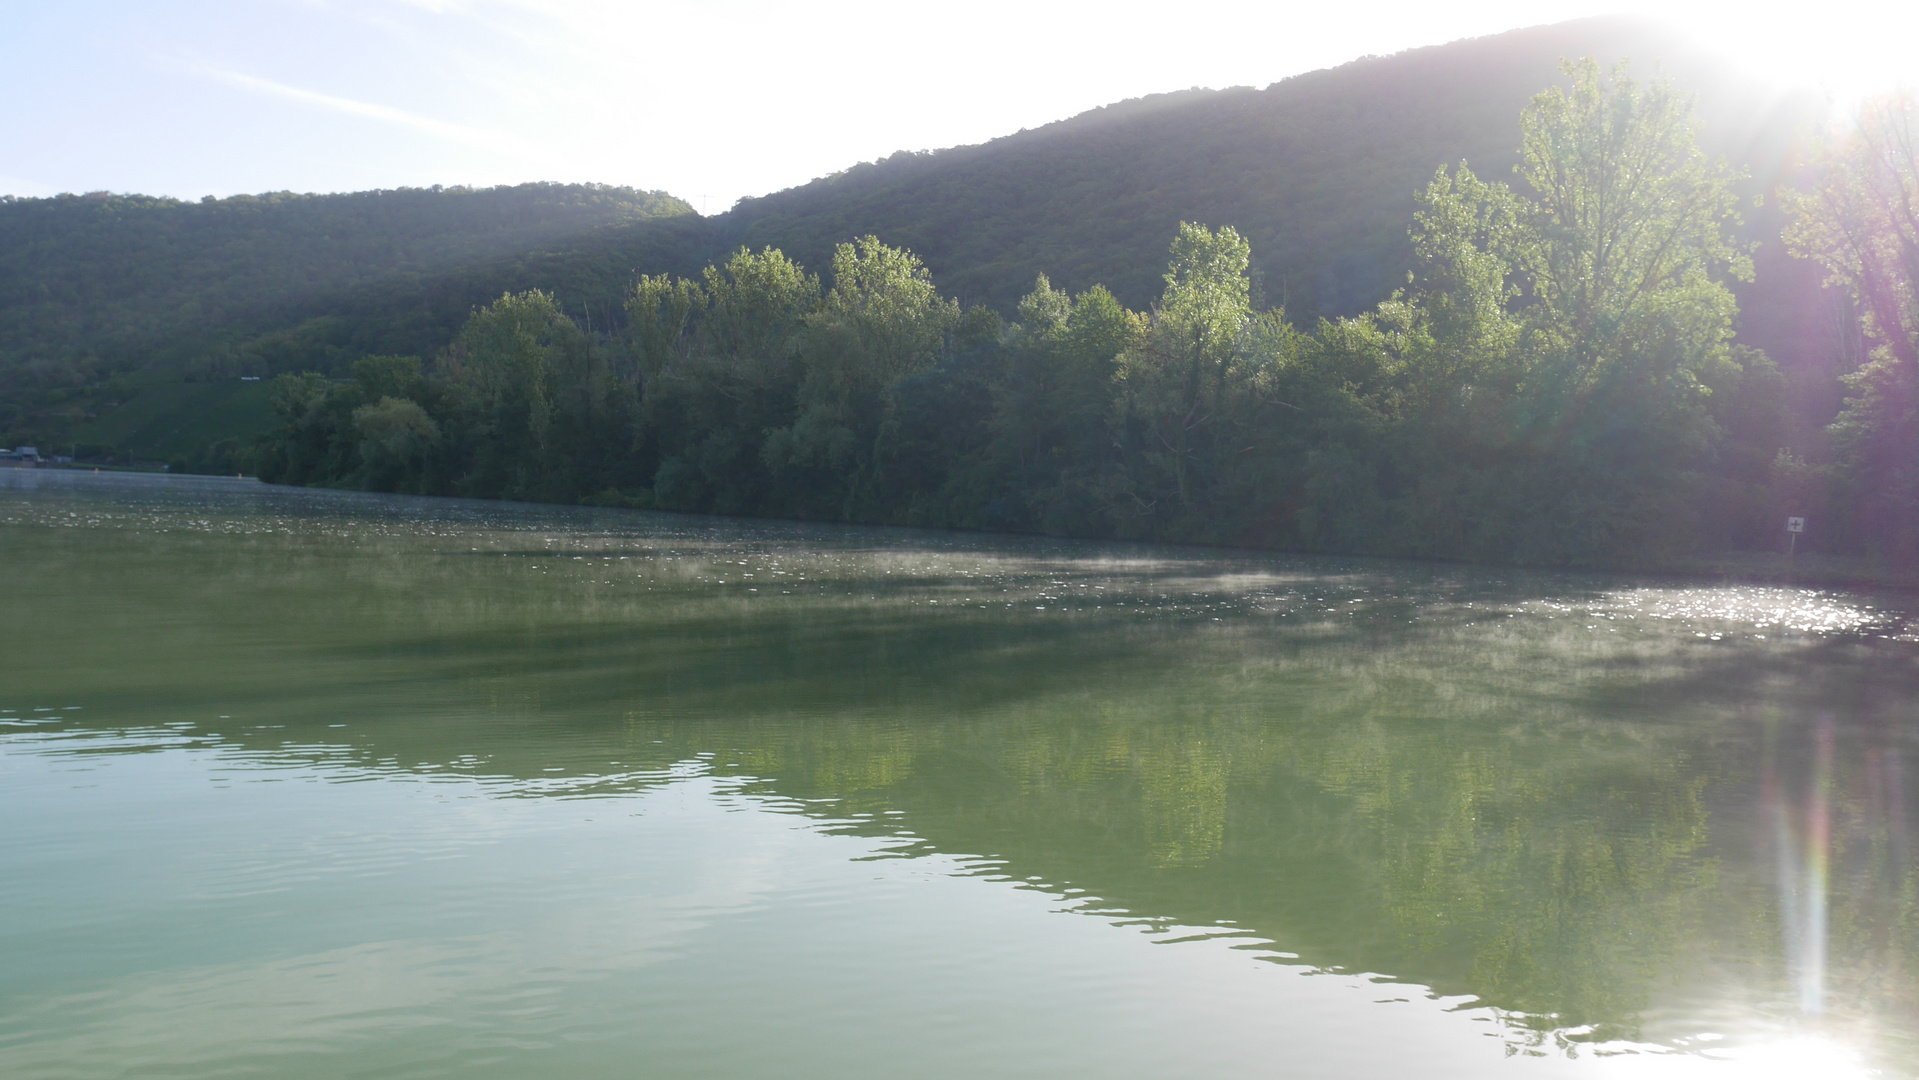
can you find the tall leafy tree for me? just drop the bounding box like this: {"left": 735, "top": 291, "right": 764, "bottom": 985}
{"left": 439, "top": 290, "right": 605, "bottom": 500}
{"left": 1388, "top": 59, "right": 1756, "bottom": 561}
{"left": 352, "top": 395, "right": 440, "bottom": 492}
{"left": 635, "top": 248, "right": 821, "bottom": 511}
{"left": 1785, "top": 92, "right": 1919, "bottom": 558}
{"left": 989, "top": 276, "right": 1144, "bottom": 529}
{"left": 763, "top": 236, "right": 958, "bottom": 516}
{"left": 1116, "top": 223, "right": 1255, "bottom": 518}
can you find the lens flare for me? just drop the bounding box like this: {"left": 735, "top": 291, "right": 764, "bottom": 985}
{"left": 1762, "top": 714, "right": 1834, "bottom": 1016}
{"left": 1802, "top": 717, "right": 1833, "bottom": 1015}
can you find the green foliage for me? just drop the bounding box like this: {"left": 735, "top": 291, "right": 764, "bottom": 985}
{"left": 634, "top": 248, "right": 821, "bottom": 513}
{"left": 444, "top": 290, "right": 628, "bottom": 501}
{"left": 1506, "top": 61, "right": 1748, "bottom": 500}
{"left": 761, "top": 237, "right": 960, "bottom": 518}
{"left": 254, "top": 292, "right": 634, "bottom": 499}
{"left": 257, "top": 371, "right": 358, "bottom": 487}
{"left": 63, "top": 377, "right": 279, "bottom": 464}
{"left": 1114, "top": 224, "right": 1262, "bottom": 523}
{"left": 6, "top": 21, "right": 1839, "bottom": 489}
{"left": 1785, "top": 92, "right": 1919, "bottom": 561}
{"left": 986, "top": 278, "right": 1143, "bottom": 532}
{"left": 0, "top": 183, "right": 695, "bottom": 450}
{"left": 238, "top": 59, "right": 1830, "bottom": 567}
{"left": 1284, "top": 59, "right": 1759, "bottom": 564}
{"left": 352, "top": 397, "right": 440, "bottom": 491}
{"left": 352, "top": 355, "right": 426, "bottom": 404}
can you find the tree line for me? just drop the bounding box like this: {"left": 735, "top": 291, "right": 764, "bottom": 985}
{"left": 251, "top": 62, "right": 1917, "bottom": 569}
{"left": 0, "top": 184, "right": 692, "bottom": 444}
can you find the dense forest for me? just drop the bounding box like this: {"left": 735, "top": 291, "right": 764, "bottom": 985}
{"left": 246, "top": 61, "right": 1919, "bottom": 569}
{"left": 5, "top": 16, "right": 1914, "bottom": 568}
{"left": 0, "top": 18, "right": 1843, "bottom": 455}
{"left": 0, "top": 183, "right": 695, "bottom": 442}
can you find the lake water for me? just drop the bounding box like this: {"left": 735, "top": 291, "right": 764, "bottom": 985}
{"left": 3, "top": 469, "right": 1915, "bottom": 1079}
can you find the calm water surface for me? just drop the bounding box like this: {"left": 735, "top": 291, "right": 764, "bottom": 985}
{"left": 3, "top": 470, "right": 1915, "bottom": 1078}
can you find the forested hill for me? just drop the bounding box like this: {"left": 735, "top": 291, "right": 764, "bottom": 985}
{"left": 1, "top": 15, "right": 1836, "bottom": 454}
{"left": 716, "top": 17, "right": 1814, "bottom": 322}
{"left": 707, "top": 16, "right": 1839, "bottom": 441}
{"left": 0, "top": 182, "right": 692, "bottom": 378}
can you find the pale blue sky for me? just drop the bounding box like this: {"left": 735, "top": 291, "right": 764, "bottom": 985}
{"left": 3, "top": 1, "right": 1909, "bottom": 209}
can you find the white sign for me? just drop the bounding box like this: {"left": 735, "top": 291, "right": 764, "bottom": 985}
{"left": 1786, "top": 516, "right": 1806, "bottom": 534}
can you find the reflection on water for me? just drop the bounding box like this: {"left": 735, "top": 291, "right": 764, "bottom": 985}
{"left": 1, "top": 469, "right": 1916, "bottom": 1078}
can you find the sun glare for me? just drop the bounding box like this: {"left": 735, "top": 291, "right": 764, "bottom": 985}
{"left": 1711, "top": 1035, "right": 1873, "bottom": 1080}
{"left": 1638, "top": 2, "right": 1919, "bottom": 113}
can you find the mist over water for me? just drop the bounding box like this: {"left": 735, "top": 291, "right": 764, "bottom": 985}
{"left": 2, "top": 470, "right": 1914, "bottom": 1078}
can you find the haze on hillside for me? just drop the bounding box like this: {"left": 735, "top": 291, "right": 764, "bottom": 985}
{"left": 6, "top": 8, "right": 1918, "bottom": 577}
{"left": 0, "top": 16, "right": 1828, "bottom": 402}
{"left": 2, "top": 1, "right": 1911, "bottom": 207}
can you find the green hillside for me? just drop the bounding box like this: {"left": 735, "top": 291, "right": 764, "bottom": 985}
{"left": 0, "top": 16, "right": 1845, "bottom": 459}
{"left": 706, "top": 16, "right": 1836, "bottom": 442}
{"left": 0, "top": 183, "right": 695, "bottom": 451}
{"left": 719, "top": 19, "right": 1815, "bottom": 314}
{"left": 1, "top": 182, "right": 692, "bottom": 366}
{"left": 63, "top": 377, "right": 279, "bottom": 461}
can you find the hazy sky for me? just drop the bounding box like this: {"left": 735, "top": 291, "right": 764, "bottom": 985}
{"left": 4, "top": 1, "right": 1912, "bottom": 210}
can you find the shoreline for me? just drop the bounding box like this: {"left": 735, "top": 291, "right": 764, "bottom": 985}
{"left": 12, "top": 465, "right": 1917, "bottom": 593}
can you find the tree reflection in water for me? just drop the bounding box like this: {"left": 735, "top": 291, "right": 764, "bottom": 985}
{"left": 3, "top": 469, "right": 1915, "bottom": 1070}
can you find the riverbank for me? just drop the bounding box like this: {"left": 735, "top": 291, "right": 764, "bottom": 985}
{"left": 14, "top": 465, "right": 1916, "bottom": 592}
{"left": 1655, "top": 551, "right": 1919, "bottom": 592}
